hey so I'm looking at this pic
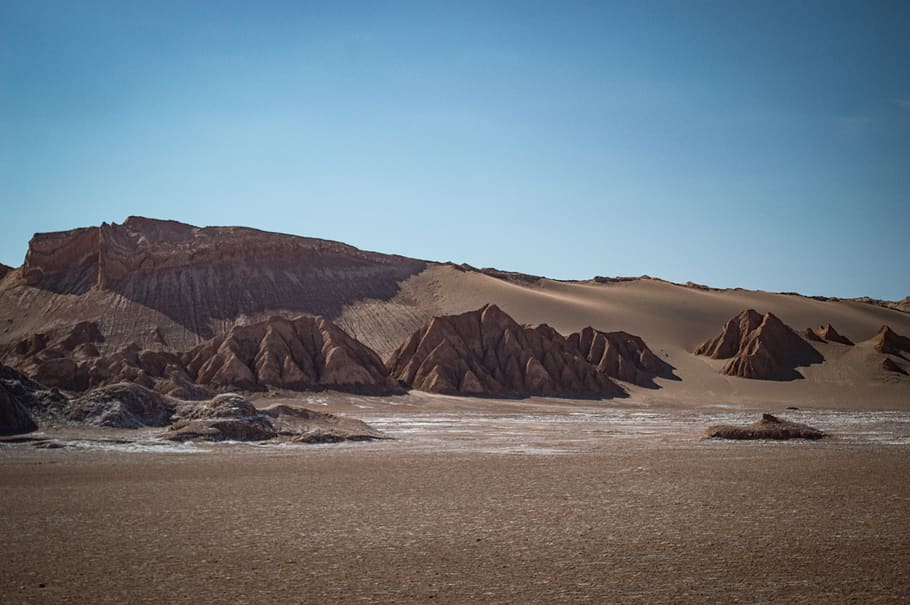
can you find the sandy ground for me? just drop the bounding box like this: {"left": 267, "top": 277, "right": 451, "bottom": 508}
{"left": 2, "top": 394, "right": 910, "bottom": 604}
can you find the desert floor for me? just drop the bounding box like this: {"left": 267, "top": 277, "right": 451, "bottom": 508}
{"left": 2, "top": 394, "right": 909, "bottom": 604}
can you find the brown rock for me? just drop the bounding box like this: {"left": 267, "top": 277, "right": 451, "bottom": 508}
{"left": 802, "top": 328, "right": 826, "bottom": 343}
{"left": 705, "top": 413, "right": 826, "bottom": 440}
{"left": 694, "top": 309, "right": 763, "bottom": 358}
{"left": 567, "top": 327, "right": 675, "bottom": 387}
{"left": 696, "top": 311, "right": 823, "bottom": 380}
{"left": 882, "top": 358, "right": 908, "bottom": 375}
{"left": 870, "top": 325, "right": 910, "bottom": 357}
{"left": 812, "top": 323, "right": 854, "bottom": 345}
{"left": 387, "top": 304, "right": 625, "bottom": 398}
{"left": 17, "top": 217, "right": 426, "bottom": 342}
{"left": 183, "top": 315, "right": 395, "bottom": 393}
{"left": 160, "top": 394, "right": 385, "bottom": 443}
{"left": 261, "top": 404, "right": 385, "bottom": 442}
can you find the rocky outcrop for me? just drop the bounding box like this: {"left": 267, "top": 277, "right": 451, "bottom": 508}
{"left": 66, "top": 383, "right": 177, "bottom": 428}
{"left": 870, "top": 326, "right": 910, "bottom": 357}
{"left": 161, "top": 394, "right": 384, "bottom": 443}
{"left": 17, "top": 217, "right": 426, "bottom": 340}
{"left": 1, "top": 364, "right": 40, "bottom": 435}
{"left": 696, "top": 310, "right": 823, "bottom": 380}
{"left": 7, "top": 324, "right": 202, "bottom": 398}
{"left": 387, "top": 305, "right": 625, "bottom": 397}
{"left": 882, "top": 358, "right": 908, "bottom": 375}
{"left": 183, "top": 315, "right": 396, "bottom": 393}
{"left": 567, "top": 327, "right": 675, "bottom": 388}
{"left": 804, "top": 323, "right": 853, "bottom": 345}
{"left": 4, "top": 315, "right": 396, "bottom": 397}
{"left": 260, "top": 404, "right": 385, "bottom": 443}
{"left": 705, "top": 413, "right": 826, "bottom": 440}
{"left": 0, "top": 263, "right": 11, "bottom": 280}
{"left": 694, "top": 309, "right": 763, "bottom": 359}
{"left": 0, "top": 364, "right": 68, "bottom": 430}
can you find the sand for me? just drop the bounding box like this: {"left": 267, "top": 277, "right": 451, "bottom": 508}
{"left": 2, "top": 394, "right": 909, "bottom": 604}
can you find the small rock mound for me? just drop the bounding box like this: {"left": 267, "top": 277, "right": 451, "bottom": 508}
{"left": 567, "top": 327, "right": 675, "bottom": 387}
{"left": 67, "top": 383, "right": 177, "bottom": 428}
{"left": 882, "top": 358, "right": 908, "bottom": 375}
{"left": 870, "top": 325, "right": 910, "bottom": 357}
{"left": 160, "top": 394, "right": 385, "bottom": 443}
{"left": 260, "top": 404, "right": 385, "bottom": 442}
{"left": 705, "top": 414, "right": 826, "bottom": 440}
{"left": 804, "top": 323, "right": 853, "bottom": 345}
{"left": 696, "top": 310, "right": 823, "bottom": 380}
{"left": 386, "top": 304, "right": 625, "bottom": 398}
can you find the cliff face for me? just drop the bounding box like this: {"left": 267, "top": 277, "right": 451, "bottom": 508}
{"left": 387, "top": 305, "right": 626, "bottom": 398}
{"left": 696, "top": 310, "right": 823, "bottom": 381}
{"left": 15, "top": 216, "right": 426, "bottom": 341}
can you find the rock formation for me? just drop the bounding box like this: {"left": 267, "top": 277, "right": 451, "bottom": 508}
{"left": 696, "top": 310, "right": 823, "bottom": 380}
{"left": 16, "top": 216, "right": 426, "bottom": 342}
{"left": 66, "top": 383, "right": 177, "bottom": 428}
{"left": 882, "top": 358, "right": 908, "bottom": 375}
{"left": 705, "top": 413, "right": 826, "bottom": 440}
{"left": 183, "top": 315, "right": 397, "bottom": 393}
{"left": 387, "top": 305, "right": 626, "bottom": 397}
{"left": 804, "top": 323, "right": 853, "bottom": 345}
{"left": 567, "top": 327, "right": 675, "bottom": 387}
{"left": 1, "top": 365, "right": 40, "bottom": 435}
{"left": 161, "top": 394, "right": 384, "bottom": 443}
{"left": 871, "top": 325, "right": 910, "bottom": 357}
{"left": 3, "top": 314, "right": 397, "bottom": 397}
{"left": 0, "top": 364, "right": 67, "bottom": 433}
{"left": 694, "top": 309, "right": 763, "bottom": 359}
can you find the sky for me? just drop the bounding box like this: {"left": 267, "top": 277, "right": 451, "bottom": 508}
{"left": 1, "top": 1, "right": 908, "bottom": 300}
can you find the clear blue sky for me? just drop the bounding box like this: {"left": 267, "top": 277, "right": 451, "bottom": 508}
{"left": 2, "top": 1, "right": 908, "bottom": 299}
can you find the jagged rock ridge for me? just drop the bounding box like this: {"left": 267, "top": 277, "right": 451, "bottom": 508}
{"left": 184, "top": 315, "right": 396, "bottom": 393}
{"left": 566, "top": 327, "right": 676, "bottom": 388}
{"left": 3, "top": 315, "right": 397, "bottom": 396}
{"left": 387, "top": 305, "right": 627, "bottom": 397}
{"left": 696, "top": 310, "right": 823, "bottom": 380}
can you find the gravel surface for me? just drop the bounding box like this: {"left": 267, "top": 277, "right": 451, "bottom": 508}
{"left": 2, "top": 405, "right": 909, "bottom": 604}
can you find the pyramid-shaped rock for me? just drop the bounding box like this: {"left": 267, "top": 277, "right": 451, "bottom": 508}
{"left": 804, "top": 323, "right": 853, "bottom": 345}
{"left": 567, "top": 328, "right": 674, "bottom": 387}
{"left": 183, "top": 315, "right": 396, "bottom": 392}
{"left": 870, "top": 325, "right": 910, "bottom": 357}
{"left": 696, "top": 310, "right": 823, "bottom": 380}
{"left": 387, "top": 305, "right": 625, "bottom": 397}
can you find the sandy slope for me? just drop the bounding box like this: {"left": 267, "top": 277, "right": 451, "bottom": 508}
{"left": 338, "top": 265, "right": 910, "bottom": 408}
